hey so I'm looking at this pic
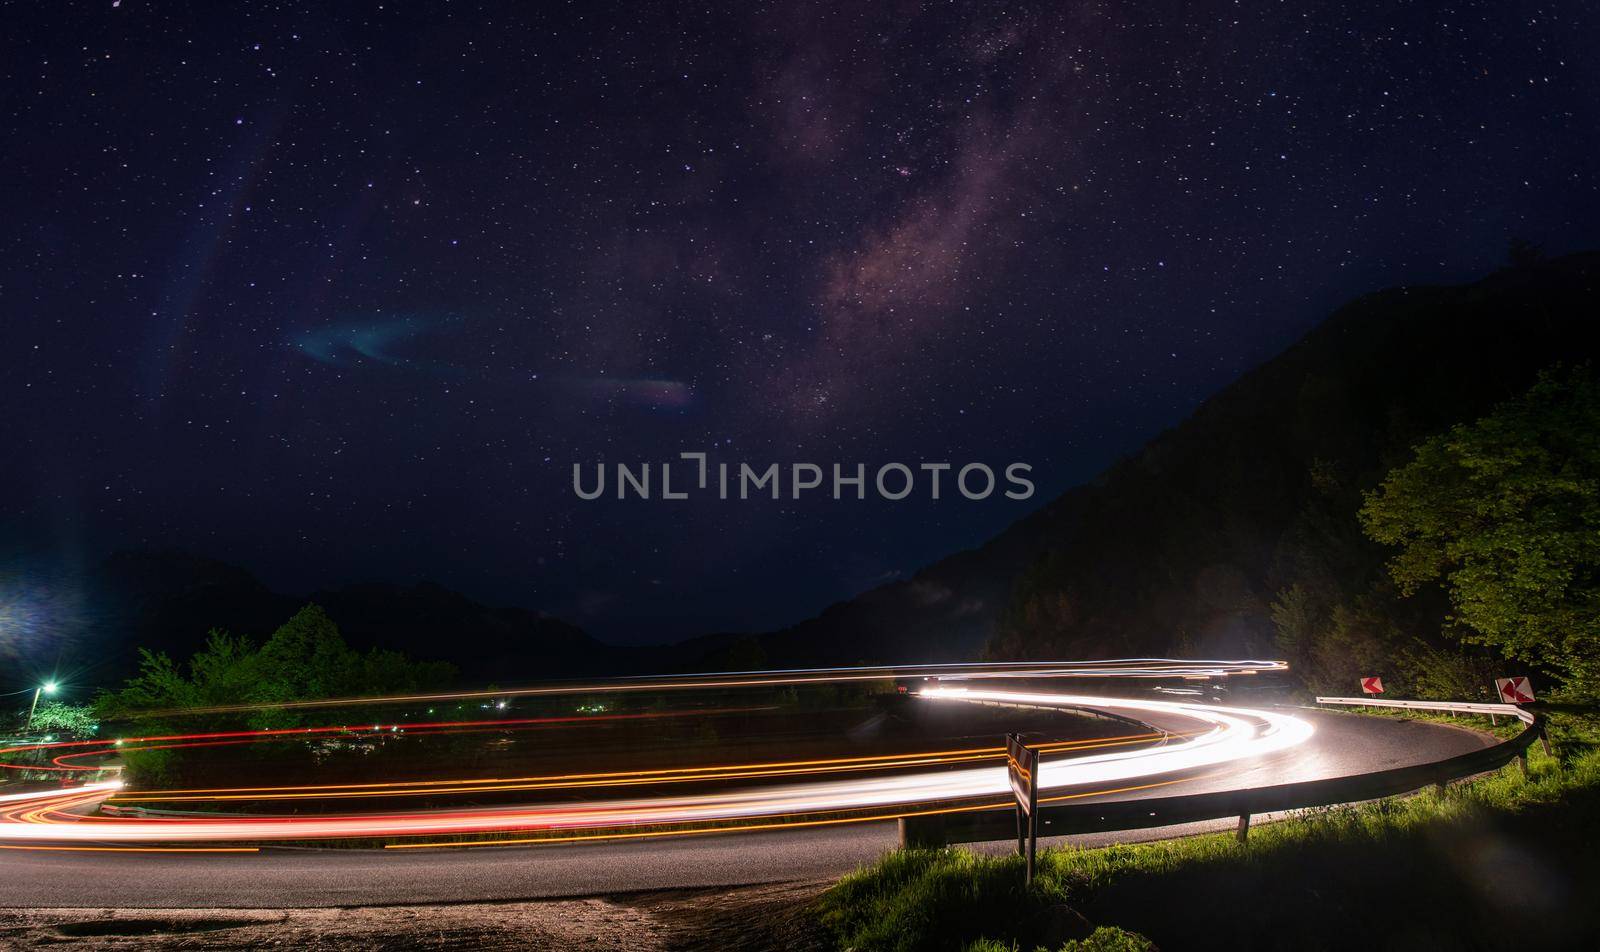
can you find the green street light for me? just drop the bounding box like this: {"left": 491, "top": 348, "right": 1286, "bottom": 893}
{"left": 25, "top": 681, "right": 59, "bottom": 731}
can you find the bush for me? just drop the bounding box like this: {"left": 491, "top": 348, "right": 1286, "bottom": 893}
{"left": 966, "top": 926, "right": 1157, "bottom": 952}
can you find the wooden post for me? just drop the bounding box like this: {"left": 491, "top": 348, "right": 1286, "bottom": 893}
{"left": 1026, "top": 814, "right": 1038, "bottom": 885}
{"left": 1540, "top": 727, "right": 1552, "bottom": 758}
{"left": 1236, "top": 813, "right": 1250, "bottom": 843}
{"left": 1518, "top": 752, "right": 1529, "bottom": 778}
{"left": 1024, "top": 746, "right": 1039, "bottom": 885}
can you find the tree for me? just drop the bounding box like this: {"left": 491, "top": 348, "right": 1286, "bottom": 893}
{"left": 27, "top": 701, "right": 99, "bottom": 736}
{"left": 1360, "top": 366, "right": 1600, "bottom": 697}
{"left": 96, "top": 604, "right": 457, "bottom": 786}
{"left": 1269, "top": 583, "right": 1320, "bottom": 663}
{"left": 97, "top": 604, "right": 457, "bottom": 728}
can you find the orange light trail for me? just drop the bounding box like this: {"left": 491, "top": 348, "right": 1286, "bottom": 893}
{"left": 0, "top": 664, "right": 1304, "bottom": 848}
{"left": 0, "top": 693, "right": 1307, "bottom": 845}
{"left": 382, "top": 774, "right": 1202, "bottom": 850}
{"left": 106, "top": 731, "right": 1178, "bottom": 804}
{"left": 0, "top": 845, "right": 260, "bottom": 853}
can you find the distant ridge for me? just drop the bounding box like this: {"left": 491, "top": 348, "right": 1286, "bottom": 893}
{"left": 731, "top": 252, "right": 1600, "bottom": 666}
{"left": 64, "top": 550, "right": 665, "bottom": 687}
{"left": 25, "top": 254, "right": 1600, "bottom": 689}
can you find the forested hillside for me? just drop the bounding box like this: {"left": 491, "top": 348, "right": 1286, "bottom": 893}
{"left": 742, "top": 253, "right": 1600, "bottom": 692}
{"left": 984, "top": 253, "right": 1600, "bottom": 694}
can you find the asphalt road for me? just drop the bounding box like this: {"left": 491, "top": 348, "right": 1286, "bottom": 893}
{"left": 0, "top": 706, "right": 1493, "bottom": 909}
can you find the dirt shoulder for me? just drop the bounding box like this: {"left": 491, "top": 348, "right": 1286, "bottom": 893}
{"left": 0, "top": 882, "right": 833, "bottom": 951}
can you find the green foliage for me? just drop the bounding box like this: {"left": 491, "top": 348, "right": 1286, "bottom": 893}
{"left": 819, "top": 847, "right": 1047, "bottom": 952}
{"left": 94, "top": 605, "right": 455, "bottom": 785}
{"left": 27, "top": 701, "right": 99, "bottom": 736}
{"left": 1395, "top": 642, "right": 1503, "bottom": 701}
{"left": 1268, "top": 583, "right": 1422, "bottom": 697}
{"left": 979, "top": 264, "right": 1600, "bottom": 698}
{"left": 822, "top": 711, "right": 1600, "bottom": 951}
{"left": 96, "top": 604, "right": 456, "bottom": 732}
{"left": 1361, "top": 366, "right": 1600, "bottom": 697}
{"left": 1267, "top": 583, "right": 1318, "bottom": 660}
{"left": 966, "top": 927, "right": 1156, "bottom": 952}
{"left": 1064, "top": 929, "right": 1155, "bottom": 952}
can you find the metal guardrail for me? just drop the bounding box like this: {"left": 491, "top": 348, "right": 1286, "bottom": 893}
{"left": 1315, "top": 696, "right": 1536, "bottom": 724}
{"left": 899, "top": 698, "right": 1547, "bottom": 848}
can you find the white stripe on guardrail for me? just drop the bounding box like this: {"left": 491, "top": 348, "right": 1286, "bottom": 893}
{"left": 1316, "top": 696, "right": 1535, "bottom": 724}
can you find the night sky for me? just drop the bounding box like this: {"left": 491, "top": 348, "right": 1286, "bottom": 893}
{"left": 3, "top": 2, "right": 1596, "bottom": 644}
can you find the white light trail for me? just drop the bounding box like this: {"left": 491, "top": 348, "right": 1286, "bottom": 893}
{"left": 0, "top": 688, "right": 1311, "bottom": 844}
{"left": 109, "top": 659, "right": 1289, "bottom": 717}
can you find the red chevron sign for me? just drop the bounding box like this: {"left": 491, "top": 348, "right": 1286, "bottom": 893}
{"left": 1360, "top": 676, "right": 1384, "bottom": 694}
{"left": 1495, "top": 677, "right": 1535, "bottom": 705}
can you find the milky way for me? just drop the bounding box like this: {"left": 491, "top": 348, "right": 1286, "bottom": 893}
{"left": 1, "top": 1, "right": 1596, "bottom": 642}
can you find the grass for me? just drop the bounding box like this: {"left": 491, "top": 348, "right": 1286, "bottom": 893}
{"left": 966, "top": 926, "right": 1156, "bottom": 952}
{"left": 818, "top": 709, "right": 1600, "bottom": 952}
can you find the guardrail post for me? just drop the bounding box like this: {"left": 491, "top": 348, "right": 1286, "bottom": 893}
{"left": 1517, "top": 751, "right": 1529, "bottom": 778}
{"left": 899, "top": 815, "right": 948, "bottom": 849}
{"left": 1540, "top": 726, "right": 1552, "bottom": 758}
{"left": 1236, "top": 813, "right": 1250, "bottom": 843}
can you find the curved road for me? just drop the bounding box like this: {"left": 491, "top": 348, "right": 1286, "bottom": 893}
{"left": 0, "top": 705, "right": 1492, "bottom": 908}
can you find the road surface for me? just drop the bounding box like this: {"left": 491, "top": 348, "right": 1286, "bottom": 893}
{"left": 0, "top": 706, "right": 1491, "bottom": 908}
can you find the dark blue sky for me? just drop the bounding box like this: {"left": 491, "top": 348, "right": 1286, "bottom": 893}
{"left": 2, "top": 1, "right": 1596, "bottom": 643}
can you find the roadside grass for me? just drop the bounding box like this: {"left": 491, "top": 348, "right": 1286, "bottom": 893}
{"left": 818, "top": 709, "right": 1600, "bottom": 952}
{"left": 966, "top": 926, "right": 1155, "bottom": 952}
